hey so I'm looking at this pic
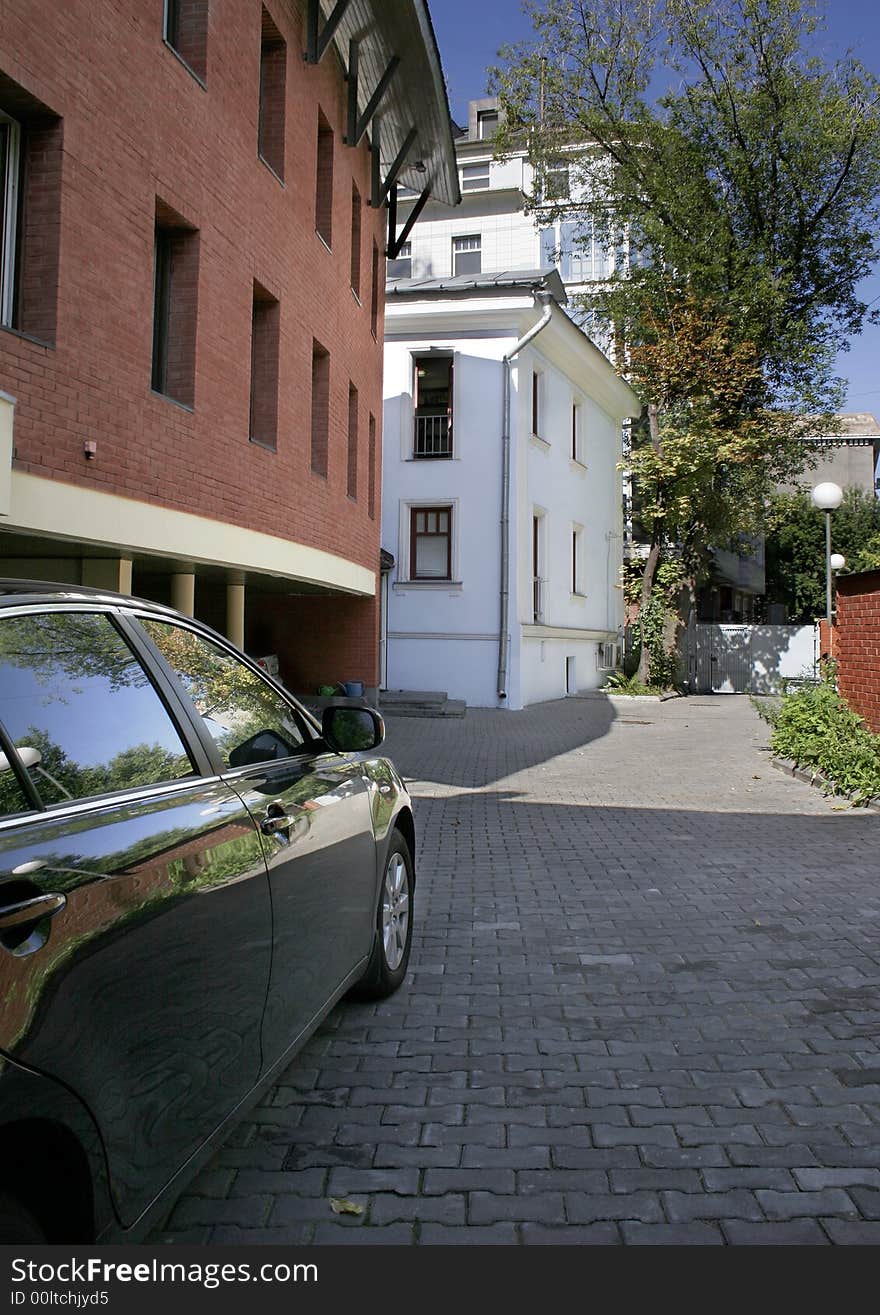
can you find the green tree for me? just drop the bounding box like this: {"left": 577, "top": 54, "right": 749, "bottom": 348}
{"left": 493, "top": 0, "right": 880, "bottom": 679}
{"left": 764, "top": 485, "right": 880, "bottom": 621}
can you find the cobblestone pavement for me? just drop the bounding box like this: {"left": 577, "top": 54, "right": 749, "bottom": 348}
{"left": 154, "top": 696, "right": 880, "bottom": 1245}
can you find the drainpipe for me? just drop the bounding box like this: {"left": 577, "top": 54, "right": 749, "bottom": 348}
{"left": 497, "top": 290, "right": 555, "bottom": 700}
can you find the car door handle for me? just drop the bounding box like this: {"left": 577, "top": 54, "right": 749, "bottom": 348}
{"left": 260, "top": 811, "right": 291, "bottom": 837}
{"left": 0, "top": 891, "right": 67, "bottom": 931}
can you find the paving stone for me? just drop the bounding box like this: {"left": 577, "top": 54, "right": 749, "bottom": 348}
{"left": 821, "top": 1219, "right": 880, "bottom": 1244}
{"left": 153, "top": 699, "right": 880, "bottom": 1245}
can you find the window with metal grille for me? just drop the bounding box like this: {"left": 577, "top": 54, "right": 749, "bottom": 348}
{"left": 413, "top": 355, "right": 453, "bottom": 458}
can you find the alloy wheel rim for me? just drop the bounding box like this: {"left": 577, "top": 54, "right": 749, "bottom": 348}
{"left": 382, "top": 853, "right": 409, "bottom": 971}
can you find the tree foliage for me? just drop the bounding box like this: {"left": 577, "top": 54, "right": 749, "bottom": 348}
{"left": 492, "top": 0, "right": 880, "bottom": 677}
{"left": 764, "top": 484, "right": 880, "bottom": 621}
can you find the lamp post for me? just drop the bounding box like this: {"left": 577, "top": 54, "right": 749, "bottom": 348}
{"left": 811, "top": 482, "right": 843, "bottom": 624}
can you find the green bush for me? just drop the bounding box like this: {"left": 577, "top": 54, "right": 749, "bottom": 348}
{"left": 769, "top": 676, "right": 880, "bottom": 804}
{"left": 603, "top": 671, "right": 663, "bottom": 696}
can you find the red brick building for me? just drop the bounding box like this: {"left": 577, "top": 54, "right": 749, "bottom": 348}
{"left": 0, "top": 1, "right": 458, "bottom": 694}
{"left": 835, "top": 569, "right": 880, "bottom": 733}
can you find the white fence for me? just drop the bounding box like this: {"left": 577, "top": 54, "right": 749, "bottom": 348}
{"left": 685, "top": 623, "right": 817, "bottom": 694}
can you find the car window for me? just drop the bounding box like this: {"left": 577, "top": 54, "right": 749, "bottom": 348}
{"left": 0, "top": 611, "right": 195, "bottom": 807}
{"left": 0, "top": 747, "right": 32, "bottom": 820}
{"left": 139, "top": 619, "right": 307, "bottom": 769}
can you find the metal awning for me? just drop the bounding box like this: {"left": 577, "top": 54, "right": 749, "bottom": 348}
{"left": 305, "top": 1, "right": 460, "bottom": 253}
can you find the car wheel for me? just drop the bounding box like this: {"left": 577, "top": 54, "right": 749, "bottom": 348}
{"left": 351, "top": 830, "right": 413, "bottom": 1000}
{"left": 0, "top": 1192, "right": 47, "bottom": 1243}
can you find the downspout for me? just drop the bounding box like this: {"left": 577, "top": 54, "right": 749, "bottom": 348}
{"left": 497, "top": 290, "right": 555, "bottom": 700}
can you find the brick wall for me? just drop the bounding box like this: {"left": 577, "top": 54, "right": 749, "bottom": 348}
{"left": 0, "top": 0, "right": 385, "bottom": 588}
{"left": 835, "top": 569, "right": 880, "bottom": 733}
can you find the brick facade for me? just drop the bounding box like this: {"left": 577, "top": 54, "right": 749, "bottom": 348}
{"left": 0, "top": 0, "right": 393, "bottom": 689}
{"left": 835, "top": 570, "right": 880, "bottom": 733}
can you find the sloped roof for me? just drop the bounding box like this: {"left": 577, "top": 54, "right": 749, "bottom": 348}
{"left": 386, "top": 268, "right": 568, "bottom": 302}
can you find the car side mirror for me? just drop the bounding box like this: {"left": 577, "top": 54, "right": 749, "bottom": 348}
{"left": 321, "top": 705, "right": 384, "bottom": 753}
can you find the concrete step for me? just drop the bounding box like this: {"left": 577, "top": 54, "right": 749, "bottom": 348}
{"left": 379, "top": 690, "right": 467, "bottom": 719}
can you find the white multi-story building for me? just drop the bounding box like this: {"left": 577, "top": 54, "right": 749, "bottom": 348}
{"left": 381, "top": 269, "right": 640, "bottom": 709}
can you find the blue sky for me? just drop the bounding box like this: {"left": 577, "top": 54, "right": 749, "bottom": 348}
{"left": 430, "top": 1, "right": 880, "bottom": 415}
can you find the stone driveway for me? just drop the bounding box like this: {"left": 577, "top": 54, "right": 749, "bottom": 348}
{"left": 154, "top": 696, "right": 880, "bottom": 1245}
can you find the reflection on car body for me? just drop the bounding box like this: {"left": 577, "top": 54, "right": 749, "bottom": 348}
{"left": 0, "top": 582, "right": 415, "bottom": 1243}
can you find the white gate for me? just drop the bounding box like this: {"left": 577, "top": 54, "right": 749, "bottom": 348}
{"left": 687, "top": 624, "right": 817, "bottom": 694}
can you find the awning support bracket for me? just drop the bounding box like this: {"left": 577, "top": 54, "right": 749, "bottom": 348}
{"left": 305, "top": 0, "right": 350, "bottom": 65}
{"left": 387, "top": 184, "right": 431, "bottom": 258}
{"left": 371, "top": 124, "right": 418, "bottom": 208}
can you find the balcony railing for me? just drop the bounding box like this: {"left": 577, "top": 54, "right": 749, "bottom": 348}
{"left": 532, "top": 576, "right": 544, "bottom": 623}
{"left": 414, "top": 413, "right": 452, "bottom": 458}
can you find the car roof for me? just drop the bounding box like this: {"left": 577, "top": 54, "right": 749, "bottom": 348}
{"left": 0, "top": 578, "right": 181, "bottom": 618}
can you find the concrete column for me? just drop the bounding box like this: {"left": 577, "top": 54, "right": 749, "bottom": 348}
{"left": 170, "top": 572, "right": 195, "bottom": 617}
{"left": 81, "top": 557, "right": 134, "bottom": 594}
{"left": 226, "top": 582, "right": 245, "bottom": 650}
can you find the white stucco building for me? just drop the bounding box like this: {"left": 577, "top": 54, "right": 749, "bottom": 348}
{"left": 381, "top": 269, "right": 640, "bottom": 709}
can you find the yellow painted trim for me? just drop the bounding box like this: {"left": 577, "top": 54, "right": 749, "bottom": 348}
{"left": 7, "top": 472, "right": 375, "bottom": 597}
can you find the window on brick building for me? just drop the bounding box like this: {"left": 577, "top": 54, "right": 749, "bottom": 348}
{"left": 350, "top": 182, "right": 361, "bottom": 297}
{"left": 0, "top": 89, "right": 62, "bottom": 342}
{"left": 310, "top": 340, "right": 330, "bottom": 477}
{"left": 151, "top": 200, "right": 199, "bottom": 408}
{"left": 315, "top": 111, "right": 334, "bottom": 246}
{"left": 249, "top": 281, "right": 279, "bottom": 449}
{"left": 163, "top": 0, "right": 209, "bottom": 83}
{"left": 370, "top": 239, "right": 379, "bottom": 337}
{"left": 347, "top": 382, "right": 358, "bottom": 499}
{"left": 368, "top": 413, "right": 376, "bottom": 519}
{"left": 258, "top": 8, "right": 286, "bottom": 179}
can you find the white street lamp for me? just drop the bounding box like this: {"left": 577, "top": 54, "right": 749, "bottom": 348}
{"left": 830, "top": 553, "right": 846, "bottom": 572}
{"left": 811, "top": 482, "right": 843, "bottom": 623}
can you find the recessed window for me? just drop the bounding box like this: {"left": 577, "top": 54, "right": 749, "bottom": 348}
{"left": 461, "top": 162, "right": 490, "bottom": 191}
{"left": 370, "top": 239, "right": 379, "bottom": 337}
{"left": 532, "top": 513, "right": 545, "bottom": 621}
{"left": 1, "top": 92, "right": 62, "bottom": 341}
{"left": 368, "top": 413, "right": 377, "bottom": 519}
{"left": 152, "top": 200, "right": 199, "bottom": 407}
{"left": 310, "top": 339, "right": 329, "bottom": 477}
{"left": 258, "top": 8, "right": 286, "bottom": 179}
{"left": 413, "top": 355, "right": 453, "bottom": 458}
{"left": 477, "top": 109, "right": 499, "bottom": 140}
{"left": 350, "top": 182, "right": 362, "bottom": 296}
{"left": 571, "top": 401, "right": 582, "bottom": 461}
{"left": 544, "top": 159, "right": 570, "bottom": 200}
{"left": 163, "top": 0, "right": 209, "bottom": 82}
{"left": 347, "top": 382, "right": 358, "bottom": 499}
{"left": 387, "top": 240, "right": 412, "bottom": 280}
{"left": 452, "top": 234, "right": 481, "bottom": 277}
{"left": 531, "top": 370, "right": 543, "bottom": 438}
{"left": 411, "top": 507, "right": 452, "bottom": 580}
{"left": 315, "top": 110, "right": 334, "bottom": 246}
{"left": 249, "top": 281, "right": 279, "bottom": 449}
{"left": 571, "top": 525, "right": 584, "bottom": 595}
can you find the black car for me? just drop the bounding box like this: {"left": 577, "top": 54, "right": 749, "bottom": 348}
{"left": 0, "top": 581, "right": 414, "bottom": 1243}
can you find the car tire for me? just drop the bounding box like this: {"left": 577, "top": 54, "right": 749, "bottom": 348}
{"left": 350, "top": 830, "right": 414, "bottom": 1000}
{"left": 0, "top": 1192, "right": 47, "bottom": 1243}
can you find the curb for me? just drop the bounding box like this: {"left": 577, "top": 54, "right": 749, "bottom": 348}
{"left": 769, "top": 755, "right": 880, "bottom": 812}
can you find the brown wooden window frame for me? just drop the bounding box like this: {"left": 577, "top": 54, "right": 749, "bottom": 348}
{"left": 410, "top": 505, "right": 452, "bottom": 581}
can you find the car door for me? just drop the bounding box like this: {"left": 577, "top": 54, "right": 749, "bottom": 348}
{"left": 136, "top": 616, "right": 378, "bottom": 1066}
{"left": 0, "top": 606, "right": 273, "bottom": 1228}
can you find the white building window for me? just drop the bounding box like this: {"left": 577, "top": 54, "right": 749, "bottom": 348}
{"left": 0, "top": 111, "right": 22, "bottom": 328}
{"left": 571, "top": 401, "right": 583, "bottom": 462}
{"left": 410, "top": 506, "right": 452, "bottom": 580}
{"left": 477, "top": 109, "right": 499, "bottom": 140}
{"left": 532, "top": 512, "right": 546, "bottom": 621}
{"left": 413, "top": 354, "right": 453, "bottom": 458}
{"left": 461, "top": 162, "right": 490, "bottom": 191}
{"left": 540, "top": 217, "right": 613, "bottom": 282}
{"left": 571, "top": 524, "right": 585, "bottom": 596}
{"left": 387, "top": 240, "right": 412, "bottom": 279}
{"left": 452, "top": 234, "right": 481, "bottom": 276}
{"left": 531, "top": 369, "right": 543, "bottom": 439}
{"left": 544, "top": 159, "right": 570, "bottom": 201}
